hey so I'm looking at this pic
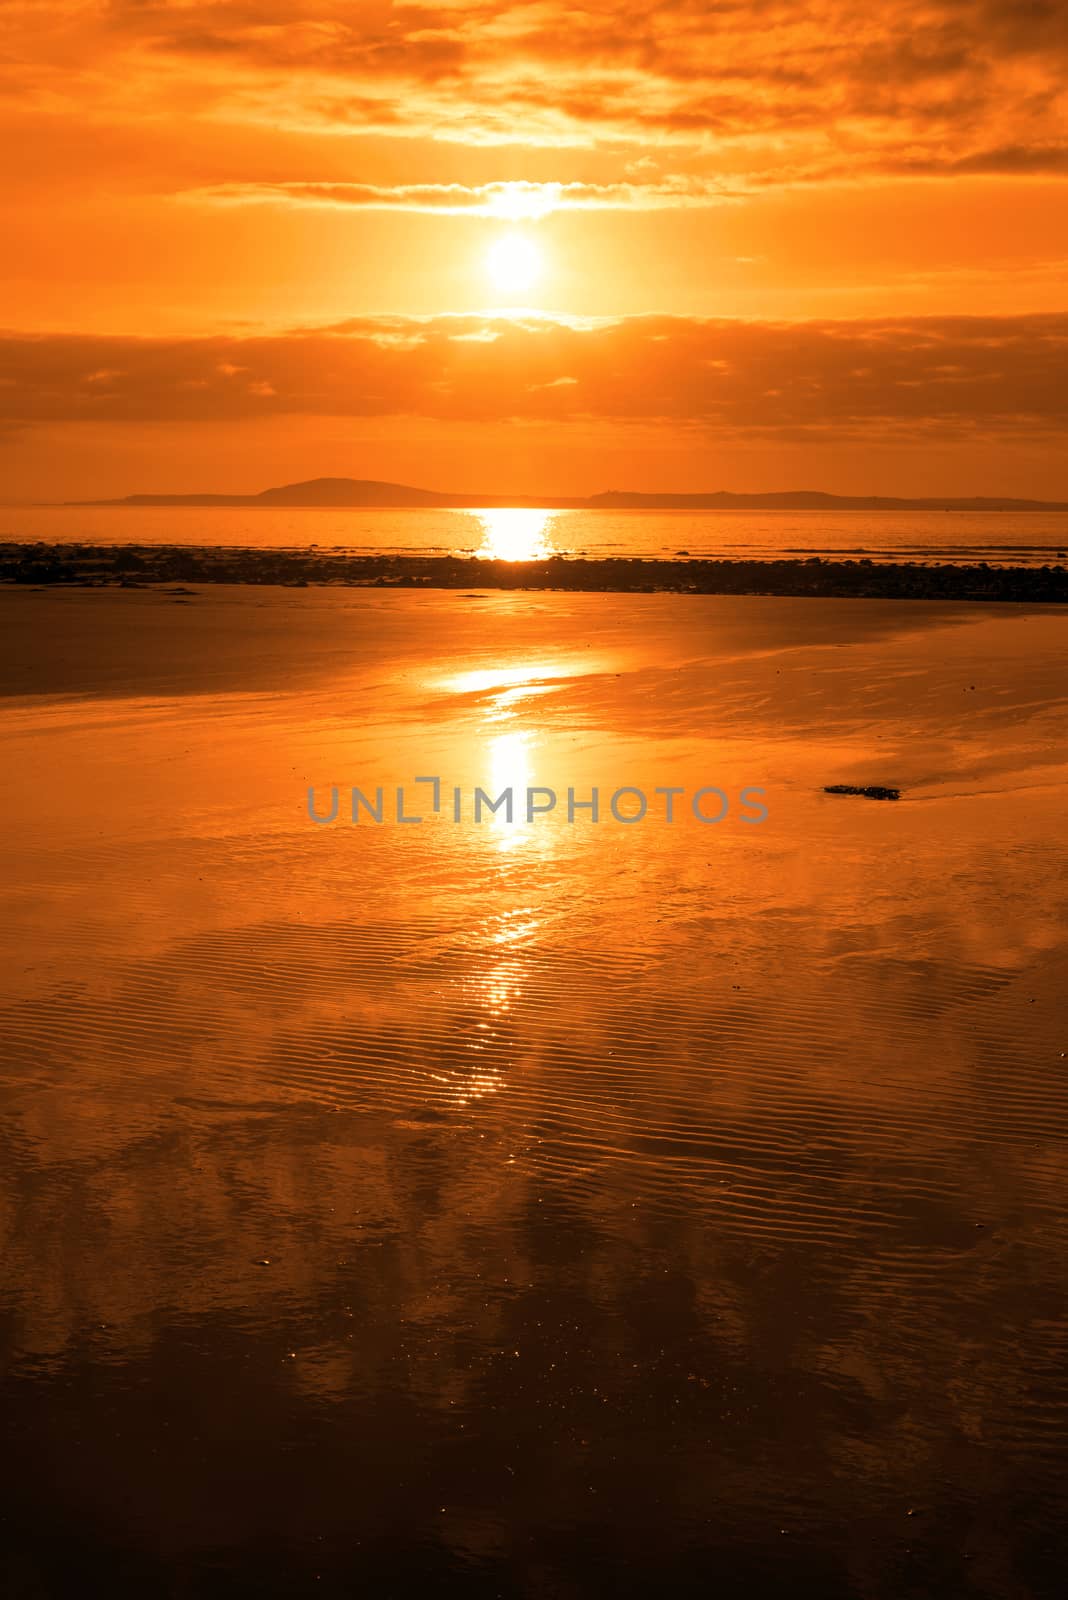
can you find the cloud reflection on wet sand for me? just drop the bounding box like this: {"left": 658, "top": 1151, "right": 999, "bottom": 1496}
{"left": 0, "top": 588, "right": 1066, "bottom": 1595}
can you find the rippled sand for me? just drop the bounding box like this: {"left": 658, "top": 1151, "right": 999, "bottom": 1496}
{"left": 1, "top": 587, "right": 1066, "bottom": 1596}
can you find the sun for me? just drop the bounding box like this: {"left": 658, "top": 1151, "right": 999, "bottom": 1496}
{"left": 485, "top": 231, "right": 543, "bottom": 295}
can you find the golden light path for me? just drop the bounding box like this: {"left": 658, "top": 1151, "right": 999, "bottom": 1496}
{"left": 474, "top": 507, "right": 556, "bottom": 561}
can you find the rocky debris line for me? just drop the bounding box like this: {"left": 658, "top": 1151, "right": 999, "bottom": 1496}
{"left": 2, "top": 544, "right": 1068, "bottom": 602}
{"left": 824, "top": 784, "right": 901, "bottom": 801}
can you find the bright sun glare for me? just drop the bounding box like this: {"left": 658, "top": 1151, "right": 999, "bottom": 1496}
{"left": 476, "top": 508, "right": 554, "bottom": 561}
{"left": 486, "top": 232, "right": 543, "bottom": 295}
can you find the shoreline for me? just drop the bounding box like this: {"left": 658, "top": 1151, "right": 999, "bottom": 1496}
{"left": 3, "top": 542, "right": 1068, "bottom": 602}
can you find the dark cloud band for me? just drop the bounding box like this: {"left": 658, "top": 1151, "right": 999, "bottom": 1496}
{"left": 2, "top": 314, "right": 1066, "bottom": 437}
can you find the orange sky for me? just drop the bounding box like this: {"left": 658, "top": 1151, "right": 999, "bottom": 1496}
{"left": 3, "top": 1, "right": 1068, "bottom": 498}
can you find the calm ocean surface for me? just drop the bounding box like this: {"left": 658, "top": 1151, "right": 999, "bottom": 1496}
{"left": 4, "top": 504, "right": 1068, "bottom": 565}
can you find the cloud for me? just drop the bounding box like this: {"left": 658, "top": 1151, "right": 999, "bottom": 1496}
{"left": 5, "top": 2, "right": 1068, "bottom": 188}
{"left": 890, "top": 145, "right": 1068, "bottom": 178}
{"left": 184, "top": 177, "right": 738, "bottom": 214}
{"left": 2, "top": 313, "right": 1067, "bottom": 440}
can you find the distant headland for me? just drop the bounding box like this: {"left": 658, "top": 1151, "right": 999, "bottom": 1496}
{"left": 71, "top": 478, "right": 1068, "bottom": 513}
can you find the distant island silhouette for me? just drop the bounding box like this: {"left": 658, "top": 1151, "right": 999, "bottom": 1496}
{"left": 73, "top": 477, "right": 1068, "bottom": 512}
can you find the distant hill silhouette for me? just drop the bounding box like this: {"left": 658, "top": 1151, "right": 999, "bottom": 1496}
{"left": 85, "top": 478, "right": 451, "bottom": 509}
{"left": 77, "top": 477, "right": 1068, "bottom": 512}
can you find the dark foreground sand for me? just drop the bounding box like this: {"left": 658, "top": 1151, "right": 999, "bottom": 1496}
{"left": 0, "top": 586, "right": 1066, "bottom": 1597}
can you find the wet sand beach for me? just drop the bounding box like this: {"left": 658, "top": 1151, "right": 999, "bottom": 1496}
{"left": 1, "top": 586, "right": 1066, "bottom": 1596}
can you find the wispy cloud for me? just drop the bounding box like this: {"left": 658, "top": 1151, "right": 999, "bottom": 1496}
{"left": 183, "top": 177, "right": 739, "bottom": 215}
{"left": 7, "top": 2, "right": 1068, "bottom": 181}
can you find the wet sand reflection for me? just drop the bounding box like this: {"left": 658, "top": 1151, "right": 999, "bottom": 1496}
{"left": 0, "top": 588, "right": 1066, "bottom": 1595}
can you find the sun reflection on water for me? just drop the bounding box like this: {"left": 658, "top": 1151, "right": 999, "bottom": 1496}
{"left": 474, "top": 507, "right": 556, "bottom": 560}
{"left": 489, "top": 729, "right": 533, "bottom": 796}
{"left": 487, "top": 729, "right": 534, "bottom": 852}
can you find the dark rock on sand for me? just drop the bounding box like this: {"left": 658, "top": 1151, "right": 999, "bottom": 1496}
{"left": 824, "top": 784, "right": 901, "bottom": 801}
{"left": 3, "top": 543, "right": 1068, "bottom": 603}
